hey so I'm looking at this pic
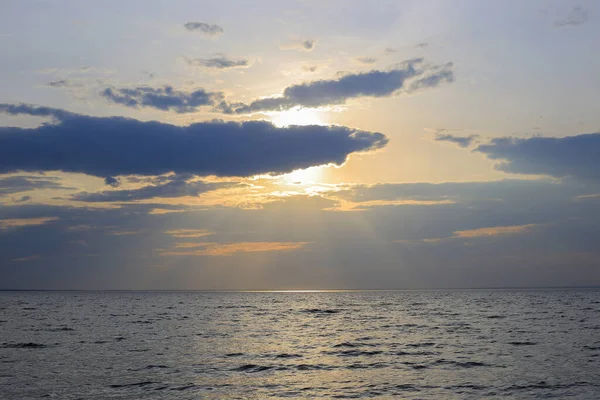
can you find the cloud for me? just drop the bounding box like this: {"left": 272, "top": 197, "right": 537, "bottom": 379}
{"left": 355, "top": 57, "right": 377, "bottom": 65}
{"left": 453, "top": 224, "right": 536, "bottom": 238}
{"left": 302, "top": 64, "right": 319, "bottom": 72}
{"left": 47, "top": 79, "right": 83, "bottom": 88}
{"left": 184, "top": 55, "right": 249, "bottom": 69}
{"left": 159, "top": 241, "right": 309, "bottom": 256}
{"left": 280, "top": 39, "right": 316, "bottom": 52}
{"left": 104, "top": 176, "right": 120, "bottom": 187}
{"left": 334, "top": 179, "right": 583, "bottom": 204}
{"left": 475, "top": 133, "right": 600, "bottom": 180}
{"left": 165, "top": 229, "right": 213, "bottom": 238}
{"left": 217, "top": 58, "right": 454, "bottom": 114}
{"left": 11, "top": 254, "right": 41, "bottom": 262}
{"left": 434, "top": 133, "right": 479, "bottom": 148}
{"left": 184, "top": 22, "right": 224, "bottom": 37}
{"left": 408, "top": 62, "right": 454, "bottom": 92}
{"left": 1, "top": 178, "right": 600, "bottom": 289}
{"left": 13, "top": 195, "right": 31, "bottom": 203}
{"left": 555, "top": 6, "right": 589, "bottom": 27}
{"left": 397, "top": 224, "right": 537, "bottom": 244}
{"left": 108, "top": 230, "right": 139, "bottom": 236}
{"left": 71, "top": 175, "right": 240, "bottom": 202}
{"left": 0, "top": 217, "right": 58, "bottom": 230}
{"left": 0, "top": 175, "right": 73, "bottom": 195}
{"left": 0, "top": 103, "right": 76, "bottom": 120}
{"left": 102, "top": 86, "right": 223, "bottom": 113}
{"left": 0, "top": 105, "right": 387, "bottom": 179}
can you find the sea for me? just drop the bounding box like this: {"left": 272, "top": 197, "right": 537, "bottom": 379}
{"left": 1, "top": 289, "right": 599, "bottom": 399}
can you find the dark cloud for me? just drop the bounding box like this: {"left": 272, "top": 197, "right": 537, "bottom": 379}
{"left": 0, "top": 104, "right": 388, "bottom": 178}
{"left": 554, "top": 6, "right": 589, "bottom": 27}
{"left": 47, "top": 79, "right": 82, "bottom": 88}
{"left": 184, "top": 55, "right": 249, "bottom": 69}
{"left": 184, "top": 22, "right": 224, "bottom": 36}
{"left": 302, "top": 39, "right": 316, "bottom": 50}
{"left": 280, "top": 39, "right": 317, "bottom": 52}
{"left": 0, "top": 103, "right": 76, "bottom": 120}
{"left": 0, "top": 175, "right": 73, "bottom": 196}
{"left": 475, "top": 133, "right": 600, "bottom": 180}
{"left": 104, "top": 176, "right": 120, "bottom": 187}
{"left": 72, "top": 175, "right": 239, "bottom": 202}
{"left": 408, "top": 62, "right": 454, "bottom": 92}
{"left": 217, "top": 59, "right": 454, "bottom": 114}
{"left": 13, "top": 195, "right": 31, "bottom": 203}
{"left": 434, "top": 133, "right": 479, "bottom": 148}
{"left": 101, "top": 86, "right": 223, "bottom": 113}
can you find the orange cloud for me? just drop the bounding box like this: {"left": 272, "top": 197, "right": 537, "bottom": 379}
{"left": 160, "top": 241, "right": 310, "bottom": 256}
{"left": 397, "top": 224, "right": 537, "bottom": 244}
{"left": 0, "top": 217, "right": 58, "bottom": 230}
{"left": 164, "top": 229, "right": 214, "bottom": 238}
{"left": 453, "top": 224, "right": 536, "bottom": 238}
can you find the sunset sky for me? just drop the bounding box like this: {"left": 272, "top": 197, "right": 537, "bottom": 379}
{"left": 1, "top": 0, "right": 599, "bottom": 289}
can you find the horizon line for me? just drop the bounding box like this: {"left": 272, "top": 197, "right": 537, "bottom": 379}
{"left": 1, "top": 285, "right": 600, "bottom": 293}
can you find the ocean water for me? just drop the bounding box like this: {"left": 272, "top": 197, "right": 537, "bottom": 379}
{"left": 1, "top": 290, "right": 599, "bottom": 399}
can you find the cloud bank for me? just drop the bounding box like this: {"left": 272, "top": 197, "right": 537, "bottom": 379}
{"left": 475, "top": 133, "right": 600, "bottom": 180}
{"left": 218, "top": 58, "right": 454, "bottom": 114}
{"left": 0, "top": 104, "right": 388, "bottom": 178}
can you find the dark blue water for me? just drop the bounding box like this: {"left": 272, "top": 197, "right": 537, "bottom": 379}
{"left": 1, "top": 290, "right": 599, "bottom": 399}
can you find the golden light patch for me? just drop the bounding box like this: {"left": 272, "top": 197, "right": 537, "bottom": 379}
{"left": 160, "top": 241, "right": 310, "bottom": 256}
{"left": 454, "top": 224, "right": 536, "bottom": 238}
{"left": 0, "top": 217, "right": 59, "bottom": 230}
{"left": 164, "top": 229, "right": 214, "bottom": 238}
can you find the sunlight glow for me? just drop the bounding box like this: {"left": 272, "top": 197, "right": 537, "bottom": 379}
{"left": 271, "top": 107, "right": 325, "bottom": 127}
{"left": 282, "top": 166, "right": 324, "bottom": 184}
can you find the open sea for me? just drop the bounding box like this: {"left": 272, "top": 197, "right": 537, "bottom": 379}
{"left": 1, "top": 289, "right": 599, "bottom": 399}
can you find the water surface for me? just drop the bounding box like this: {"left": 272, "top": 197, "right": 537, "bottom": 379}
{"left": 1, "top": 290, "right": 599, "bottom": 399}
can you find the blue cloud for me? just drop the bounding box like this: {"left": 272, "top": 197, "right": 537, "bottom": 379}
{"left": 184, "top": 22, "right": 223, "bottom": 36}
{"left": 0, "top": 104, "right": 388, "bottom": 178}
{"left": 102, "top": 86, "right": 223, "bottom": 113}
{"left": 434, "top": 133, "right": 479, "bottom": 148}
{"left": 184, "top": 55, "right": 249, "bottom": 69}
{"left": 476, "top": 133, "right": 600, "bottom": 180}
{"left": 218, "top": 58, "right": 454, "bottom": 114}
{"left": 72, "top": 175, "right": 240, "bottom": 202}
{"left": 0, "top": 175, "right": 73, "bottom": 195}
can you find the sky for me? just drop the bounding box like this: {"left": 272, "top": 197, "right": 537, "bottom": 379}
{"left": 1, "top": 0, "right": 599, "bottom": 290}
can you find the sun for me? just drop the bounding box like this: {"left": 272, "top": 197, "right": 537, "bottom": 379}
{"left": 282, "top": 166, "right": 324, "bottom": 184}
{"left": 271, "top": 107, "right": 325, "bottom": 127}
